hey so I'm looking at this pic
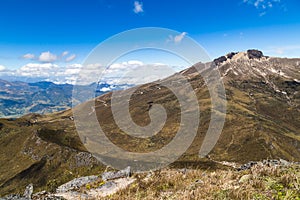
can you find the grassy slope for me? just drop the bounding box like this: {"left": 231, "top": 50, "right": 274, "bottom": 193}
{"left": 0, "top": 112, "right": 105, "bottom": 196}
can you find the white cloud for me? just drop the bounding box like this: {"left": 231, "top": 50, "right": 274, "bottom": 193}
{"left": 268, "top": 2, "right": 273, "bottom": 7}
{"left": 167, "top": 32, "right": 187, "bottom": 44}
{"left": 22, "top": 53, "right": 35, "bottom": 60}
{"left": 259, "top": 11, "right": 266, "bottom": 16}
{"left": 99, "top": 87, "right": 111, "bottom": 92}
{"left": 22, "top": 51, "right": 77, "bottom": 63}
{"left": 63, "top": 63, "right": 82, "bottom": 75}
{"left": 38, "top": 51, "right": 58, "bottom": 62}
{"left": 85, "top": 63, "right": 102, "bottom": 69}
{"left": 174, "top": 32, "right": 187, "bottom": 43}
{"left": 62, "top": 51, "right": 69, "bottom": 57}
{"left": 17, "top": 63, "right": 59, "bottom": 77}
{"left": 0, "top": 65, "right": 6, "bottom": 71}
{"left": 254, "top": 0, "right": 264, "bottom": 8}
{"left": 243, "top": 0, "right": 283, "bottom": 15}
{"left": 65, "top": 54, "right": 76, "bottom": 62}
{"left": 0, "top": 59, "right": 185, "bottom": 86}
{"left": 133, "top": 1, "right": 144, "bottom": 14}
{"left": 264, "top": 45, "right": 300, "bottom": 57}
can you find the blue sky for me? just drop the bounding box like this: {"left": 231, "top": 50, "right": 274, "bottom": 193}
{"left": 0, "top": 0, "right": 299, "bottom": 83}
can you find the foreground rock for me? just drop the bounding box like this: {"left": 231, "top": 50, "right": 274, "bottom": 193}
{"left": 1, "top": 167, "right": 135, "bottom": 200}
{"left": 57, "top": 177, "right": 135, "bottom": 200}
{"left": 34, "top": 167, "right": 134, "bottom": 200}
{"left": 0, "top": 184, "right": 33, "bottom": 200}
{"left": 237, "top": 159, "right": 297, "bottom": 171}
{"left": 101, "top": 166, "right": 131, "bottom": 181}
{"left": 56, "top": 175, "right": 98, "bottom": 193}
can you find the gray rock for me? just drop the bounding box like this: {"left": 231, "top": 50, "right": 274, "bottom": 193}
{"left": 279, "top": 159, "right": 290, "bottom": 166}
{"left": 23, "top": 184, "right": 33, "bottom": 199}
{"left": 1, "top": 184, "right": 33, "bottom": 200}
{"left": 56, "top": 175, "right": 98, "bottom": 193}
{"left": 237, "top": 161, "right": 257, "bottom": 171}
{"left": 33, "top": 190, "right": 67, "bottom": 199}
{"left": 101, "top": 166, "right": 131, "bottom": 181}
{"left": 0, "top": 194, "right": 25, "bottom": 200}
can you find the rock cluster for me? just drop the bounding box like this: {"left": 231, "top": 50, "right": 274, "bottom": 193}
{"left": 213, "top": 56, "right": 227, "bottom": 66}
{"left": 102, "top": 166, "right": 131, "bottom": 181}
{"left": 237, "top": 159, "right": 295, "bottom": 171}
{"left": 247, "top": 49, "right": 264, "bottom": 59}
{"left": 0, "top": 184, "right": 33, "bottom": 200}
{"left": 56, "top": 175, "right": 98, "bottom": 193}
{"left": 1, "top": 167, "right": 134, "bottom": 200}
{"left": 226, "top": 52, "right": 237, "bottom": 59}
{"left": 213, "top": 49, "right": 265, "bottom": 66}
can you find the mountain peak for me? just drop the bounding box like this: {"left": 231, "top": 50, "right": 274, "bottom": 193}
{"left": 214, "top": 49, "right": 267, "bottom": 65}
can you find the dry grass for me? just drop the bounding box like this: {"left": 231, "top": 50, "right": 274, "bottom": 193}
{"left": 98, "top": 164, "right": 300, "bottom": 200}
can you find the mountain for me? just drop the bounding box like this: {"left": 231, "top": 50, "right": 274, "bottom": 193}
{"left": 75, "top": 49, "right": 300, "bottom": 164}
{"left": 0, "top": 80, "right": 132, "bottom": 118}
{"left": 0, "top": 50, "right": 299, "bottom": 196}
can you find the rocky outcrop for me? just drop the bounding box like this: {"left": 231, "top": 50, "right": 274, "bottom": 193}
{"left": 27, "top": 167, "right": 134, "bottom": 200}
{"left": 247, "top": 49, "right": 264, "bottom": 59}
{"left": 101, "top": 166, "right": 131, "bottom": 181}
{"left": 213, "top": 56, "right": 227, "bottom": 65}
{"left": 213, "top": 50, "right": 266, "bottom": 66}
{"left": 226, "top": 52, "right": 237, "bottom": 59}
{"left": 56, "top": 175, "right": 98, "bottom": 193}
{"left": 0, "top": 184, "right": 33, "bottom": 200}
{"left": 237, "top": 159, "right": 296, "bottom": 171}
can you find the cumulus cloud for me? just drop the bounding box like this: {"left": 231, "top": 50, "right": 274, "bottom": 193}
{"left": 38, "top": 51, "right": 58, "bottom": 62}
{"left": 167, "top": 32, "right": 187, "bottom": 44}
{"left": 0, "top": 59, "right": 185, "bottom": 86}
{"left": 63, "top": 63, "right": 82, "bottom": 75}
{"left": 22, "top": 51, "right": 77, "bottom": 63}
{"left": 63, "top": 60, "right": 182, "bottom": 85}
{"left": 65, "top": 54, "right": 76, "bottom": 62}
{"left": 22, "top": 53, "right": 35, "bottom": 60}
{"left": 17, "top": 63, "right": 59, "bottom": 77}
{"left": 99, "top": 60, "right": 184, "bottom": 85}
{"left": 133, "top": 1, "right": 144, "bottom": 14}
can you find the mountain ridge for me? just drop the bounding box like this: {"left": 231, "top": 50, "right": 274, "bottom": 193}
{"left": 0, "top": 50, "right": 299, "bottom": 195}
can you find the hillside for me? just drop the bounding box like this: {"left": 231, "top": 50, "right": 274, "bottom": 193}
{"left": 0, "top": 80, "right": 132, "bottom": 118}
{"left": 0, "top": 50, "right": 299, "bottom": 196}
{"left": 75, "top": 50, "right": 300, "bottom": 164}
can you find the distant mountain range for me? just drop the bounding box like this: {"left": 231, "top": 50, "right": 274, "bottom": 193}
{"left": 0, "top": 50, "right": 299, "bottom": 196}
{"left": 0, "top": 80, "right": 133, "bottom": 118}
